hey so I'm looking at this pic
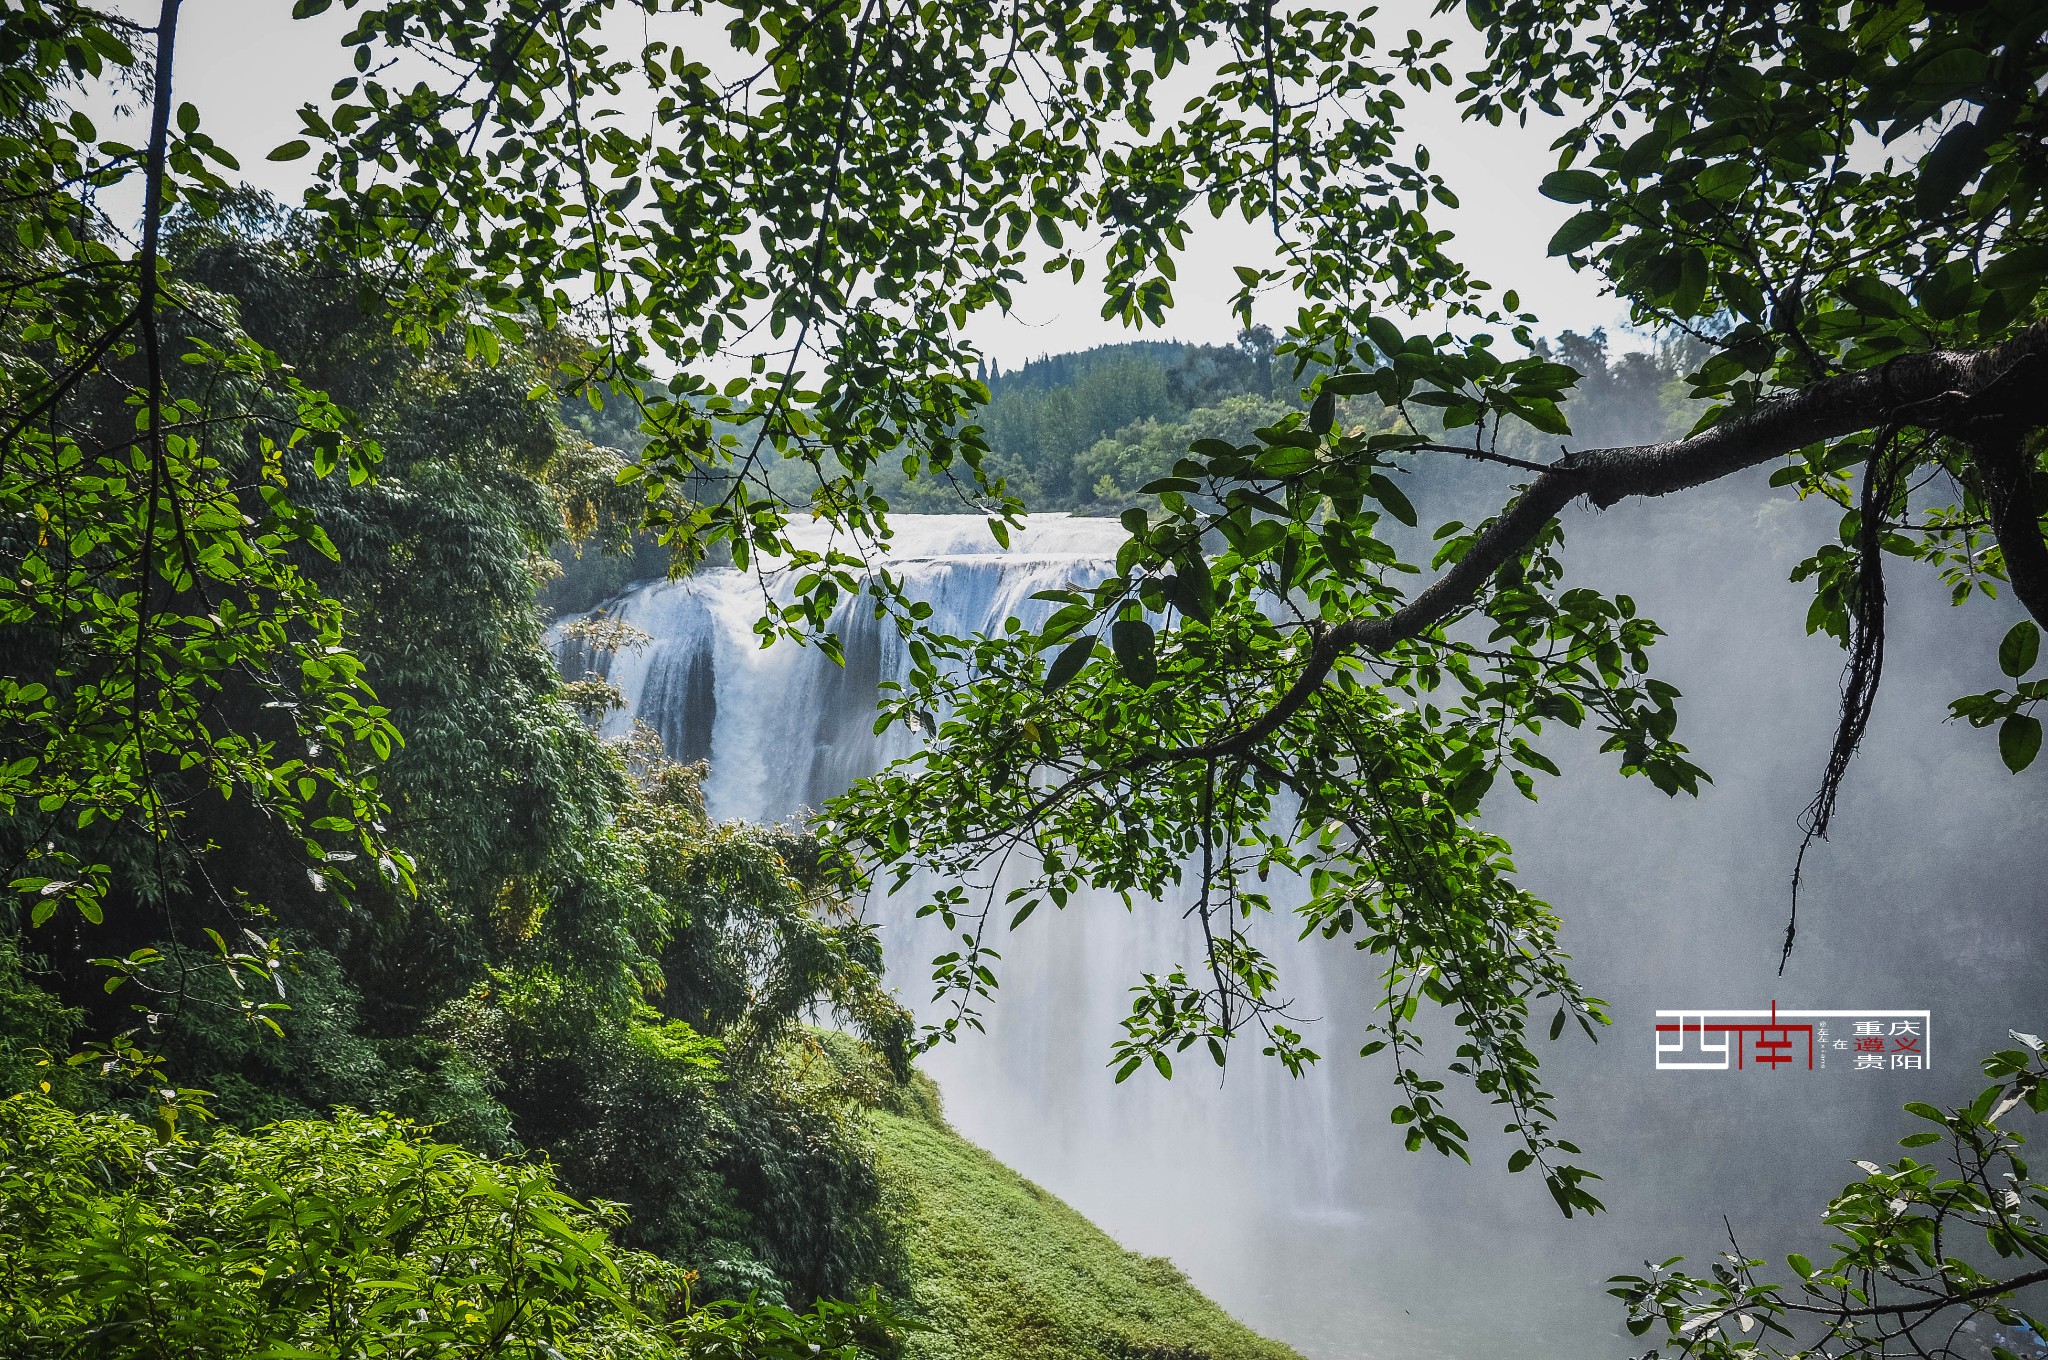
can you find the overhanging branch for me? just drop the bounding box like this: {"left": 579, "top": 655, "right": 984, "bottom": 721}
{"left": 1148, "top": 321, "right": 2048, "bottom": 771}
{"left": 1777, "top": 1264, "right": 2048, "bottom": 1320}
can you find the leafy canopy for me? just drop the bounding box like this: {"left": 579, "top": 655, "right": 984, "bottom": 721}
{"left": 825, "top": 0, "right": 2048, "bottom": 1219}
{"left": 5, "top": 0, "right": 2046, "bottom": 1225}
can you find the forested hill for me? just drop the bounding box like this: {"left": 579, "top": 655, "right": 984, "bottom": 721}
{"left": 978, "top": 340, "right": 1200, "bottom": 397}
{"left": 540, "top": 329, "right": 1695, "bottom": 619}
{"left": 955, "top": 328, "right": 1695, "bottom": 515}
{"left": 547, "top": 328, "right": 1698, "bottom": 613}
{"left": 868, "top": 333, "right": 1290, "bottom": 515}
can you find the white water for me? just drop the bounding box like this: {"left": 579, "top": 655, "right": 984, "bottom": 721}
{"left": 560, "top": 505, "right": 2048, "bottom": 1359}
{"left": 565, "top": 513, "right": 1348, "bottom": 1214}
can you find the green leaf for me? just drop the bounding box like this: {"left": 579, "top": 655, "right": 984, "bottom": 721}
{"left": 1515, "top": 397, "right": 1571, "bottom": 436}
{"left": 1672, "top": 248, "right": 1709, "bottom": 319}
{"left": 2000, "top": 714, "right": 2041, "bottom": 772}
{"left": 1538, "top": 170, "right": 1606, "bottom": 204}
{"left": 1693, "top": 160, "right": 1755, "bottom": 201}
{"left": 1168, "top": 565, "right": 1215, "bottom": 622}
{"left": 1367, "top": 473, "right": 1416, "bottom": 526}
{"left": 1321, "top": 370, "right": 1378, "bottom": 396}
{"left": 1838, "top": 274, "right": 1912, "bottom": 320}
{"left": 1999, "top": 620, "right": 2039, "bottom": 678}
{"left": 1982, "top": 244, "right": 2048, "bottom": 297}
{"left": 1309, "top": 390, "right": 1336, "bottom": 436}
{"left": 1042, "top": 638, "right": 1096, "bottom": 694}
{"left": 1913, "top": 119, "right": 1990, "bottom": 215}
{"left": 1111, "top": 619, "right": 1157, "bottom": 688}
{"left": 1547, "top": 210, "right": 1611, "bottom": 256}
{"left": 1364, "top": 316, "right": 1407, "bottom": 359}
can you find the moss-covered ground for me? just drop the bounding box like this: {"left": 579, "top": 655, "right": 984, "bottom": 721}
{"left": 869, "top": 1087, "right": 1303, "bottom": 1360}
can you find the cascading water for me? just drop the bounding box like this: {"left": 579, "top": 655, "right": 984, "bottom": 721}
{"left": 561, "top": 515, "right": 1348, "bottom": 1220}
{"left": 557, "top": 500, "right": 2048, "bottom": 1360}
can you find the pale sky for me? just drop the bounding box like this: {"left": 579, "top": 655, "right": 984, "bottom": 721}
{"left": 139, "top": 0, "right": 1640, "bottom": 368}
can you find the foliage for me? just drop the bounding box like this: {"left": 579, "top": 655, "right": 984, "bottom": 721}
{"left": 166, "top": 198, "right": 640, "bottom": 1019}
{"left": 0, "top": 1090, "right": 904, "bottom": 1359}
{"left": 0, "top": 3, "right": 406, "bottom": 936}
{"left": 617, "top": 757, "right": 913, "bottom": 1075}
{"left": 867, "top": 1091, "right": 1300, "bottom": 1360}
{"left": 264, "top": 0, "right": 1475, "bottom": 657}
{"left": 826, "top": 0, "right": 2048, "bottom": 1222}
{"left": 438, "top": 968, "right": 903, "bottom": 1303}
{"left": 3, "top": 184, "right": 919, "bottom": 1311}
{"left": 0, "top": 939, "right": 89, "bottom": 1108}
{"left": 1611, "top": 1033, "right": 2048, "bottom": 1359}
{"left": 841, "top": 339, "right": 1295, "bottom": 514}
{"left": 973, "top": 350, "right": 1181, "bottom": 509}
{"left": 1068, "top": 395, "right": 1294, "bottom": 505}
{"left": 141, "top": 939, "right": 516, "bottom": 1152}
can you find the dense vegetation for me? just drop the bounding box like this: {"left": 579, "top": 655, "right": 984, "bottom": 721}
{"left": 0, "top": 200, "right": 914, "bottom": 1341}
{"left": 0, "top": 1094, "right": 900, "bottom": 1358}
{"left": 5, "top": 0, "right": 2046, "bottom": 1354}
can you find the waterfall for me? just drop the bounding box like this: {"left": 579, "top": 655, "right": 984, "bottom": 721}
{"left": 555, "top": 501, "right": 2048, "bottom": 1360}
{"left": 560, "top": 513, "right": 1346, "bottom": 1212}
{"left": 576, "top": 515, "right": 1121, "bottom": 817}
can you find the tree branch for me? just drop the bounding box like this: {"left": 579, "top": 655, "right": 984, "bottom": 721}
{"left": 1966, "top": 345, "right": 2048, "bottom": 625}
{"left": 1778, "top": 1264, "right": 2048, "bottom": 1320}
{"left": 1393, "top": 441, "right": 1576, "bottom": 476}
{"left": 1146, "top": 322, "right": 2048, "bottom": 771}
{"left": 130, "top": 0, "right": 183, "bottom": 737}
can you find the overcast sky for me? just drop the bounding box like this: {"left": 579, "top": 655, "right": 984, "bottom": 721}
{"left": 142, "top": 0, "right": 1641, "bottom": 367}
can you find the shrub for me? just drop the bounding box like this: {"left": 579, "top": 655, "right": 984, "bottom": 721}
{"left": 0, "top": 1092, "right": 900, "bottom": 1359}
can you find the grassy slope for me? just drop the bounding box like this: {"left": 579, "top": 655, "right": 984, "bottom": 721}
{"left": 869, "top": 1095, "right": 1302, "bottom": 1360}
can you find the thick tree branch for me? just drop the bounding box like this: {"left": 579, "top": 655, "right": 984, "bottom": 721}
{"left": 1967, "top": 342, "right": 2048, "bottom": 625}
{"left": 1151, "top": 321, "right": 2048, "bottom": 770}
{"left": 1777, "top": 1264, "right": 2048, "bottom": 1320}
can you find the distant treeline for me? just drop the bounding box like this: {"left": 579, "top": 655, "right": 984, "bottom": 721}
{"left": 855, "top": 326, "right": 1698, "bottom": 517}
{"left": 544, "top": 327, "right": 1700, "bottom": 613}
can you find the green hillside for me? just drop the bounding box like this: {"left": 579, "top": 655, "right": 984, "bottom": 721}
{"left": 871, "top": 1088, "right": 1302, "bottom": 1360}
